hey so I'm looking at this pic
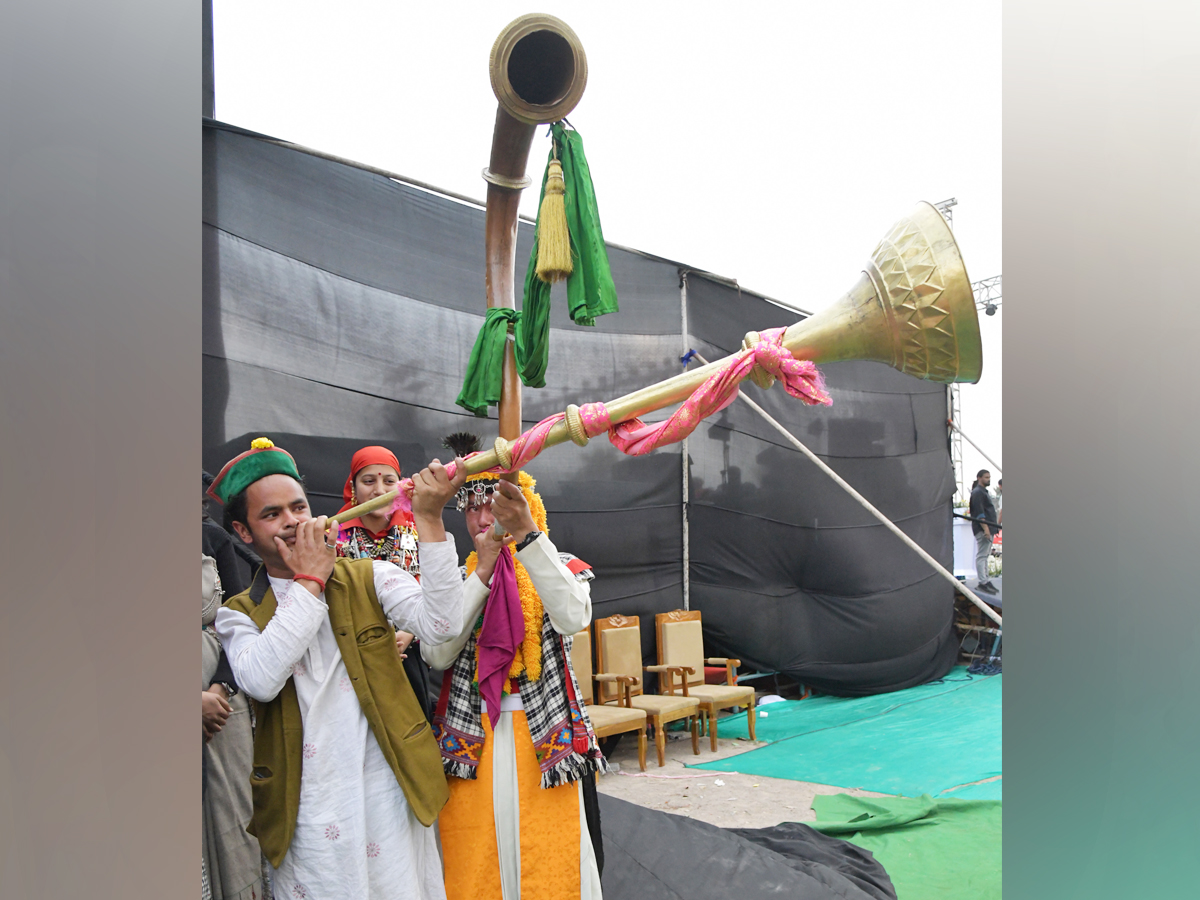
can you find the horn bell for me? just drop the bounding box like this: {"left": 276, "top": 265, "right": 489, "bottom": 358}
{"left": 781, "top": 202, "right": 983, "bottom": 384}
{"left": 490, "top": 14, "right": 588, "bottom": 125}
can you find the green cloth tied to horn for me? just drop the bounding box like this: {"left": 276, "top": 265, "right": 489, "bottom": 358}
{"left": 520, "top": 123, "right": 619, "bottom": 353}
{"left": 455, "top": 307, "right": 524, "bottom": 417}
{"left": 457, "top": 122, "right": 619, "bottom": 414}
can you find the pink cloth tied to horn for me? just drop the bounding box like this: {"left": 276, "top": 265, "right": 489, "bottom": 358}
{"left": 387, "top": 415, "right": 565, "bottom": 518}
{"left": 474, "top": 544, "right": 525, "bottom": 715}
{"left": 588, "top": 326, "right": 831, "bottom": 455}
{"left": 387, "top": 328, "right": 830, "bottom": 516}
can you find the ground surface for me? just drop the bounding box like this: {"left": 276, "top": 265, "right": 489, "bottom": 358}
{"left": 593, "top": 710, "right": 888, "bottom": 829}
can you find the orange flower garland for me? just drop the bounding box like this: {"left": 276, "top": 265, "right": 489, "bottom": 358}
{"left": 463, "top": 471, "right": 549, "bottom": 683}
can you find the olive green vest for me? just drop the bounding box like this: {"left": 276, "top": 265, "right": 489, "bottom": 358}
{"left": 224, "top": 557, "right": 449, "bottom": 867}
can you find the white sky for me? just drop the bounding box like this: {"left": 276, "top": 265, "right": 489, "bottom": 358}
{"left": 212, "top": 0, "right": 1002, "bottom": 496}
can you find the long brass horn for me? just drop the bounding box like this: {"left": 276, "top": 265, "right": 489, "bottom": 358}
{"left": 460, "top": 201, "right": 983, "bottom": 476}
{"left": 326, "top": 202, "right": 983, "bottom": 528}
{"left": 482, "top": 14, "right": 588, "bottom": 455}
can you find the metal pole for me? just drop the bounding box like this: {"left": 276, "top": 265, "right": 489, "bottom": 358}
{"left": 948, "top": 419, "right": 1003, "bottom": 475}
{"left": 949, "top": 384, "right": 965, "bottom": 504}
{"left": 692, "top": 353, "right": 1002, "bottom": 627}
{"left": 680, "top": 272, "right": 691, "bottom": 610}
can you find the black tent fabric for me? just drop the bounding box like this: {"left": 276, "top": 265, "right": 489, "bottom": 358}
{"left": 202, "top": 119, "right": 957, "bottom": 695}
{"left": 730, "top": 821, "right": 897, "bottom": 900}
{"left": 599, "top": 794, "right": 895, "bottom": 900}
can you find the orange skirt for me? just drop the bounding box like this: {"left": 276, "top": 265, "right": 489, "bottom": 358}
{"left": 438, "top": 710, "right": 581, "bottom": 900}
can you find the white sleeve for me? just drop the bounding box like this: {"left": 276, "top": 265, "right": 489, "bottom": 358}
{"left": 421, "top": 571, "right": 490, "bottom": 671}
{"left": 373, "top": 536, "right": 463, "bottom": 646}
{"left": 516, "top": 533, "right": 592, "bottom": 636}
{"left": 214, "top": 582, "right": 327, "bottom": 703}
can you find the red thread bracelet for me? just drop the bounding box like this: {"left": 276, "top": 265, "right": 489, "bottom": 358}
{"left": 293, "top": 574, "right": 326, "bottom": 593}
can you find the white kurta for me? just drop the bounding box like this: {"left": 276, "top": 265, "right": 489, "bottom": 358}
{"left": 215, "top": 539, "right": 464, "bottom": 900}
{"left": 424, "top": 534, "right": 602, "bottom": 900}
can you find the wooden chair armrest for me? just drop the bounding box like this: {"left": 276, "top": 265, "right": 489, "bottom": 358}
{"left": 594, "top": 673, "right": 640, "bottom": 685}
{"left": 594, "top": 672, "right": 638, "bottom": 706}
{"left": 706, "top": 658, "right": 741, "bottom": 685}
{"left": 645, "top": 664, "right": 693, "bottom": 696}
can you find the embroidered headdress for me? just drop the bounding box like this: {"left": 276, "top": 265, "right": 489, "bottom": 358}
{"left": 443, "top": 432, "right": 500, "bottom": 511}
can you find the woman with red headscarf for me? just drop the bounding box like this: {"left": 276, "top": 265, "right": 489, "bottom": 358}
{"left": 335, "top": 446, "right": 433, "bottom": 721}
{"left": 336, "top": 446, "right": 420, "bottom": 574}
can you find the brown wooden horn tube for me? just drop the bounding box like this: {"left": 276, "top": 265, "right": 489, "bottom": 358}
{"left": 482, "top": 14, "right": 588, "bottom": 485}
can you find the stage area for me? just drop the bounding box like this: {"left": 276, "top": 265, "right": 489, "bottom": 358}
{"left": 692, "top": 667, "right": 1001, "bottom": 799}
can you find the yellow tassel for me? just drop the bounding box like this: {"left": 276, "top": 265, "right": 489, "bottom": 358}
{"left": 535, "top": 159, "right": 573, "bottom": 284}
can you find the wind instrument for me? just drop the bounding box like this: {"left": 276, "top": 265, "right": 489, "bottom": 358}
{"left": 463, "top": 200, "right": 982, "bottom": 475}
{"left": 323, "top": 199, "right": 982, "bottom": 536}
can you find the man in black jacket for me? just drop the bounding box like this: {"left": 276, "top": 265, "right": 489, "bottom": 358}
{"left": 970, "top": 470, "right": 999, "bottom": 594}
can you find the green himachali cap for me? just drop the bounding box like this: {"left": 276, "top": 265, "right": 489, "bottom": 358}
{"left": 205, "top": 437, "right": 301, "bottom": 506}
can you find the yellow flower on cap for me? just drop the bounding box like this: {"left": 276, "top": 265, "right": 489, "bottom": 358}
{"left": 250, "top": 437, "right": 275, "bottom": 449}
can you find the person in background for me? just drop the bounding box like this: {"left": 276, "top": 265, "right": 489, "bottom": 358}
{"left": 994, "top": 477, "right": 1002, "bottom": 526}
{"left": 334, "top": 446, "right": 433, "bottom": 721}
{"left": 205, "top": 471, "right": 249, "bottom": 598}
{"left": 203, "top": 553, "right": 266, "bottom": 900}
{"left": 970, "top": 469, "right": 999, "bottom": 594}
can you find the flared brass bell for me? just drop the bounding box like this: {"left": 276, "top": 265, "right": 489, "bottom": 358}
{"left": 780, "top": 201, "right": 983, "bottom": 383}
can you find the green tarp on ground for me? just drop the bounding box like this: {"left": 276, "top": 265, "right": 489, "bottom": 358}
{"left": 811, "top": 794, "right": 1001, "bottom": 900}
{"left": 693, "top": 669, "right": 1001, "bottom": 798}
{"left": 712, "top": 671, "right": 985, "bottom": 744}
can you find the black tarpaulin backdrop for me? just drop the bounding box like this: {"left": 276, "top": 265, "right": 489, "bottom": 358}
{"left": 202, "top": 120, "right": 957, "bottom": 695}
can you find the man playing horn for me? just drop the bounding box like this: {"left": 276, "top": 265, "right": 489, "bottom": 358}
{"left": 209, "top": 437, "right": 466, "bottom": 900}
{"left": 424, "top": 432, "right": 606, "bottom": 900}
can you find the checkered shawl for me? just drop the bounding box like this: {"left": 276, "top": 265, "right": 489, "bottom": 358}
{"left": 434, "top": 580, "right": 607, "bottom": 789}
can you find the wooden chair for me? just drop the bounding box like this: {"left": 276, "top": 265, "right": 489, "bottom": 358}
{"left": 594, "top": 613, "right": 701, "bottom": 768}
{"left": 655, "top": 609, "right": 756, "bottom": 752}
{"left": 569, "top": 627, "right": 647, "bottom": 772}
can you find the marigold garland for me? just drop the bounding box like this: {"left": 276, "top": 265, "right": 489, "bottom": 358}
{"left": 463, "top": 471, "right": 549, "bottom": 685}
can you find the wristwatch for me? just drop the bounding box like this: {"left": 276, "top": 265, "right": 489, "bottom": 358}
{"left": 514, "top": 530, "right": 542, "bottom": 553}
{"left": 219, "top": 682, "right": 239, "bottom": 700}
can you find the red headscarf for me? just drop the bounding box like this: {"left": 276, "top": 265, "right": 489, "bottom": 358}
{"left": 337, "top": 446, "right": 412, "bottom": 535}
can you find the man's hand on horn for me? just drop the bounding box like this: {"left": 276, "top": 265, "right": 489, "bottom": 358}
{"left": 492, "top": 480, "right": 538, "bottom": 547}
{"left": 410, "top": 458, "right": 467, "bottom": 543}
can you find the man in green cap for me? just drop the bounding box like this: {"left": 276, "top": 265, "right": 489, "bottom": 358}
{"left": 208, "top": 437, "right": 466, "bottom": 900}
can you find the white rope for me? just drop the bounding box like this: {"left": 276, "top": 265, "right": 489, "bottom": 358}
{"left": 692, "top": 354, "right": 1002, "bottom": 627}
